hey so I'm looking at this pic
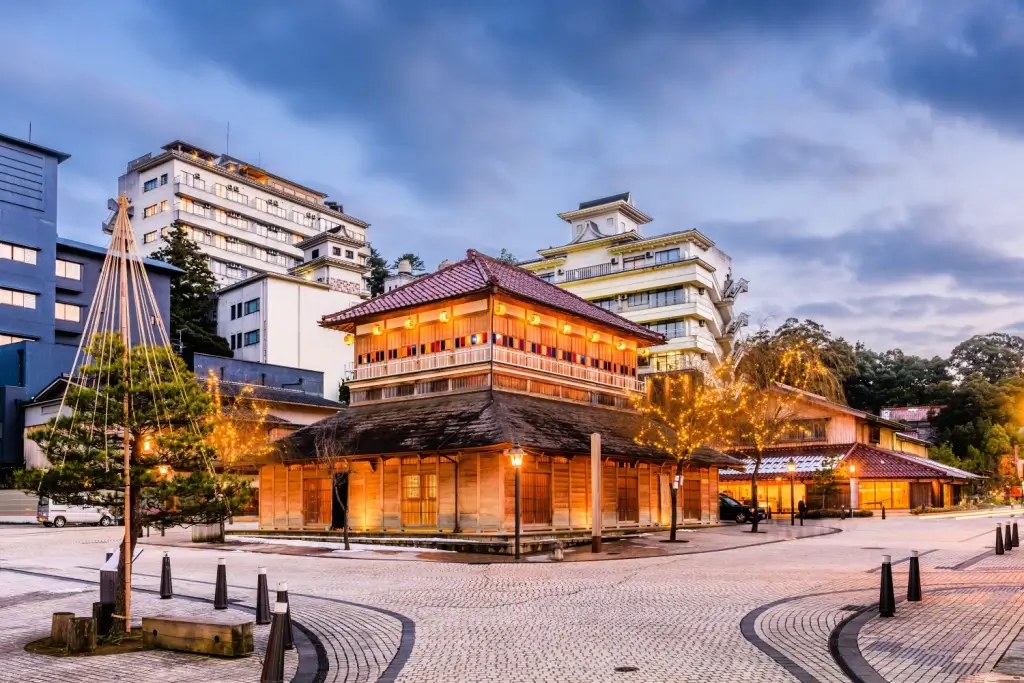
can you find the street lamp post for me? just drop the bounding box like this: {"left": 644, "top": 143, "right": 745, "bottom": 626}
{"left": 848, "top": 464, "right": 857, "bottom": 514}
{"left": 787, "top": 458, "right": 796, "bottom": 526}
{"left": 509, "top": 443, "right": 525, "bottom": 560}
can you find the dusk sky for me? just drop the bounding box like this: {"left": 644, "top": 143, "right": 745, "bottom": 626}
{"left": 3, "top": 0, "right": 1023, "bottom": 357}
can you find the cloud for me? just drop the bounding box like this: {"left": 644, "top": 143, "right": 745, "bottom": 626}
{"left": 880, "top": 1, "right": 1024, "bottom": 135}
{"left": 730, "top": 134, "right": 887, "bottom": 185}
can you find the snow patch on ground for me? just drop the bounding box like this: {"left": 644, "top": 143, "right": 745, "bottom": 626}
{"left": 228, "top": 535, "right": 454, "bottom": 553}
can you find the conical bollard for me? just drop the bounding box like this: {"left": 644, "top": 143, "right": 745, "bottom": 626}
{"left": 159, "top": 551, "right": 173, "bottom": 599}
{"left": 996, "top": 523, "right": 1004, "bottom": 555}
{"left": 260, "top": 601, "right": 288, "bottom": 683}
{"left": 907, "top": 550, "right": 922, "bottom": 602}
{"left": 879, "top": 554, "right": 895, "bottom": 617}
{"left": 1006, "top": 523, "right": 1013, "bottom": 552}
{"left": 277, "top": 581, "right": 294, "bottom": 651}
{"left": 256, "top": 567, "right": 271, "bottom": 626}
{"left": 214, "top": 558, "right": 228, "bottom": 610}
{"left": 1014, "top": 522, "right": 1020, "bottom": 549}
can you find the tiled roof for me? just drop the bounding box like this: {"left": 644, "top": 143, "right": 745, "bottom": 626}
{"left": 211, "top": 381, "right": 344, "bottom": 410}
{"left": 879, "top": 405, "right": 945, "bottom": 423}
{"left": 579, "top": 192, "right": 631, "bottom": 210}
{"left": 277, "top": 389, "right": 744, "bottom": 466}
{"left": 321, "top": 250, "right": 664, "bottom": 342}
{"left": 721, "top": 443, "right": 979, "bottom": 481}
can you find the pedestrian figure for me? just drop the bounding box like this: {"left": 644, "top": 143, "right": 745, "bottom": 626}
{"left": 797, "top": 499, "right": 807, "bottom": 526}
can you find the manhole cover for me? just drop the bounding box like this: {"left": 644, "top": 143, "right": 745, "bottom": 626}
{"left": 615, "top": 666, "right": 639, "bottom": 673}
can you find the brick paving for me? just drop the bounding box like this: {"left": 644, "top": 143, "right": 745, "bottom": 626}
{"left": 3, "top": 515, "right": 1024, "bottom": 682}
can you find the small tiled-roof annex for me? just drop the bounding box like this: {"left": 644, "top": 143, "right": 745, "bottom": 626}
{"left": 321, "top": 249, "right": 664, "bottom": 342}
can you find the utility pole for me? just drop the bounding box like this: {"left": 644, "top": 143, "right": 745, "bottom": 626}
{"left": 117, "top": 195, "right": 133, "bottom": 629}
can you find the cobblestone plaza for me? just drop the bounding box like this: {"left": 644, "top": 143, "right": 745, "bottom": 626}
{"left": 3, "top": 513, "right": 1024, "bottom": 682}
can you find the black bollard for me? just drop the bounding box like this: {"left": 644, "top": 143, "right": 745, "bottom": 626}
{"left": 260, "top": 601, "right": 288, "bottom": 683}
{"left": 160, "top": 551, "right": 173, "bottom": 599}
{"left": 256, "top": 567, "right": 271, "bottom": 626}
{"left": 277, "top": 581, "right": 294, "bottom": 651}
{"left": 1006, "top": 523, "right": 1014, "bottom": 552}
{"left": 907, "top": 550, "right": 922, "bottom": 602}
{"left": 214, "top": 558, "right": 228, "bottom": 610}
{"left": 997, "top": 523, "right": 1005, "bottom": 555}
{"left": 879, "top": 554, "right": 895, "bottom": 617}
{"left": 881, "top": 505, "right": 886, "bottom": 520}
{"left": 1014, "top": 522, "right": 1020, "bottom": 549}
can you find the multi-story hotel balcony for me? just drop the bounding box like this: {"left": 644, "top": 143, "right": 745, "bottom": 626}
{"left": 174, "top": 174, "right": 366, "bottom": 244}
{"left": 353, "top": 344, "right": 645, "bottom": 393}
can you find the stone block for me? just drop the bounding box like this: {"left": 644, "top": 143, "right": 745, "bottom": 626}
{"left": 142, "top": 615, "right": 254, "bottom": 657}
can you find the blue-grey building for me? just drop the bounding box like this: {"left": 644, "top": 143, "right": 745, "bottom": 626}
{"left": 0, "top": 133, "right": 181, "bottom": 472}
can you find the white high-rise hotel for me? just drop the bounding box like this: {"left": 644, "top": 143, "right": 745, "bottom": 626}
{"left": 119, "top": 140, "right": 371, "bottom": 293}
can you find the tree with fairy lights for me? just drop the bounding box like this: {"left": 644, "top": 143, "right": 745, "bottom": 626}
{"left": 733, "top": 338, "right": 844, "bottom": 533}
{"left": 633, "top": 357, "right": 744, "bottom": 542}
{"left": 205, "top": 371, "right": 277, "bottom": 472}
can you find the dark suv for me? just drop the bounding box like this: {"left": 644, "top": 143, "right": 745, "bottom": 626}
{"left": 719, "top": 493, "right": 765, "bottom": 524}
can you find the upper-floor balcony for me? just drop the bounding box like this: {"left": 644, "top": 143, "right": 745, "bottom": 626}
{"left": 353, "top": 344, "right": 645, "bottom": 393}
{"left": 174, "top": 174, "right": 366, "bottom": 244}
{"left": 552, "top": 252, "right": 693, "bottom": 285}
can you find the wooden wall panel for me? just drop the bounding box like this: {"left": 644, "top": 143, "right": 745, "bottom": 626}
{"left": 710, "top": 468, "right": 719, "bottom": 522}
{"left": 602, "top": 464, "right": 617, "bottom": 527}
{"left": 438, "top": 459, "right": 457, "bottom": 531}
{"left": 382, "top": 458, "right": 400, "bottom": 530}
{"left": 259, "top": 465, "right": 274, "bottom": 529}
{"left": 478, "top": 452, "right": 503, "bottom": 531}
{"left": 363, "top": 462, "right": 382, "bottom": 530}
{"left": 552, "top": 459, "right": 570, "bottom": 528}
{"left": 570, "top": 457, "right": 589, "bottom": 528}
{"left": 659, "top": 474, "right": 670, "bottom": 527}
{"left": 639, "top": 471, "right": 652, "bottom": 525}
{"left": 287, "top": 468, "right": 303, "bottom": 528}
{"left": 274, "top": 466, "right": 289, "bottom": 528}
{"left": 349, "top": 470, "right": 366, "bottom": 531}
{"left": 458, "top": 454, "right": 479, "bottom": 531}
{"left": 700, "top": 468, "right": 710, "bottom": 523}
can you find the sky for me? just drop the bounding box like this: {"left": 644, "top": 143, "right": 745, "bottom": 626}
{"left": 3, "top": 0, "right": 1024, "bottom": 358}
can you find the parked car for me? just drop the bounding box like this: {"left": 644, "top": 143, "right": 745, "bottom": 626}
{"left": 718, "top": 493, "right": 767, "bottom": 524}
{"left": 37, "top": 496, "right": 115, "bottom": 528}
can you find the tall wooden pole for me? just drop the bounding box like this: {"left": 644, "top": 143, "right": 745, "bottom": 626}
{"left": 118, "top": 196, "right": 132, "bottom": 628}
{"left": 591, "top": 433, "right": 601, "bottom": 553}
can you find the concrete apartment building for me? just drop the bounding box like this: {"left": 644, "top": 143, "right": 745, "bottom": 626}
{"left": 519, "top": 193, "right": 748, "bottom": 372}
{"left": 117, "top": 140, "right": 372, "bottom": 290}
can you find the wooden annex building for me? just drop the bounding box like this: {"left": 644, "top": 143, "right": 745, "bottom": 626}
{"left": 260, "top": 250, "right": 743, "bottom": 544}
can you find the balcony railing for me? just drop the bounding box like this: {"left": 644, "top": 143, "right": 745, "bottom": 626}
{"left": 556, "top": 255, "right": 690, "bottom": 284}
{"left": 175, "top": 174, "right": 366, "bottom": 244}
{"left": 354, "top": 346, "right": 491, "bottom": 380}
{"left": 493, "top": 346, "right": 644, "bottom": 392}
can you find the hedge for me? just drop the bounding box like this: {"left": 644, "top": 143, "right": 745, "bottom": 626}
{"left": 803, "top": 508, "right": 873, "bottom": 519}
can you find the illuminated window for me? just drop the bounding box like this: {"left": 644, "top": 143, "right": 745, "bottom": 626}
{"left": 521, "top": 472, "right": 552, "bottom": 525}
{"left": 401, "top": 473, "right": 437, "bottom": 526}
{"left": 0, "top": 241, "right": 38, "bottom": 265}
{"left": 143, "top": 204, "right": 159, "bottom": 218}
{"left": 55, "top": 302, "right": 82, "bottom": 322}
{"left": 302, "top": 478, "right": 332, "bottom": 526}
{"left": 55, "top": 259, "right": 82, "bottom": 280}
{"left": 0, "top": 288, "right": 36, "bottom": 309}
{"left": 0, "top": 334, "right": 31, "bottom": 346}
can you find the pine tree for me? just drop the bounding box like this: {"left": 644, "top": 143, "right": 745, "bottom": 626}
{"left": 18, "top": 334, "right": 251, "bottom": 633}
{"left": 151, "top": 224, "right": 232, "bottom": 361}
{"left": 391, "top": 252, "right": 426, "bottom": 273}
{"left": 366, "top": 246, "right": 390, "bottom": 297}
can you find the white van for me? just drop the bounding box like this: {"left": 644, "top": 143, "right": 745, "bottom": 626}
{"left": 37, "top": 496, "right": 115, "bottom": 528}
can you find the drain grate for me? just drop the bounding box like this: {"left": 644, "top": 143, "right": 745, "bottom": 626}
{"left": 614, "top": 666, "right": 639, "bottom": 673}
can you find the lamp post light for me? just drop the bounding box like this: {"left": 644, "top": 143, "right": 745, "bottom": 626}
{"left": 509, "top": 442, "right": 525, "bottom": 560}
{"left": 787, "top": 458, "right": 796, "bottom": 526}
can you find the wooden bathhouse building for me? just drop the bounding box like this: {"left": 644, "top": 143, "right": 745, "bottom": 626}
{"left": 259, "top": 250, "right": 742, "bottom": 543}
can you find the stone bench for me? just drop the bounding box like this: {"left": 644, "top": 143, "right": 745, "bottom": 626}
{"left": 142, "top": 615, "right": 254, "bottom": 657}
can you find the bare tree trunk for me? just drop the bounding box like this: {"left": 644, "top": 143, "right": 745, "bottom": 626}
{"left": 114, "top": 480, "right": 140, "bottom": 635}
{"left": 750, "top": 453, "right": 761, "bottom": 533}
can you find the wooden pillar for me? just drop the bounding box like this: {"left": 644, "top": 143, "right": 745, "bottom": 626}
{"left": 591, "top": 433, "right": 602, "bottom": 552}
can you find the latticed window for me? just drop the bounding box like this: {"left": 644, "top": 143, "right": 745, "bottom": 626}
{"left": 521, "top": 472, "right": 551, "bottom": 525}
{"left": 302, "top": 478, "right": 332, "bottom": 526}
{"left": 401, "top": 473, "right": 437, "bottom": 526}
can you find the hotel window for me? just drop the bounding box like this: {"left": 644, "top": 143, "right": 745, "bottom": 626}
{"left": 0, "top": 333, "right": 32, "bottom": 346}
{"left": 332, "top": 247, "right": 342, "bottom": 256}
{"left": 0, "top": 288, "right": 36, "bottom": 309}
{"left": 868, "top": 425, "right": 881, "bottom": 444}
{"left": 55, "top": 302, "right": 81, "bottom": 322}
{"left": 593, "top": 297, "right": 615, "bottom": 311}
{"left": 160, "top": 173, "right": 168, "bottom": 186}
{"left": 538, "top": 273, "right": 554, "bottom": 282}
{"left": 143, "top": 178, "right": 158, "bottom": 192}
{"left": 651, "top": 287, "right": 684, "bottom": 308}
{"left": 622, "top": 254, "right": 646, "bottom": 271}
{"left": 617, "top": 467, "right": 639, "bottom": 523}
{"left": 143, "top": 204, "right": 159, "bottom": 218}
{"left": 345, "top": 249, "right": 354, "bottom": 259}
{"left": 655, "top": 248, "right": 681, "bottom": 264}
{"left": 311, "top": 249, "right": 320, "bottom": 259}
{"left": 401, "top": 473, "right": 438, "bottom": 526}
{"left": 160, "top": 200, "right": 169, "bottom": 212}
{"left": 521, "top": 472, "right": 552, "bottom": 525}
{"left": 143, "top": 231, "right": 157, "bottom": 244}
{"left": 233, "top": 332, "right": 242, "bottom": 349}
{"left": 244, "top": 330, "right": 260, "bottom": 346}
{"left": 0, "top": 241, "right": 38, "bottom": 265}
{"left": 55, "top": 259, "right": 82, "bottom": 280}
{"left": 244, "top": 298, "right": 259, "bottom": 315}
{"left": 645, "top": 318, "right": 686, "bottom": 339}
